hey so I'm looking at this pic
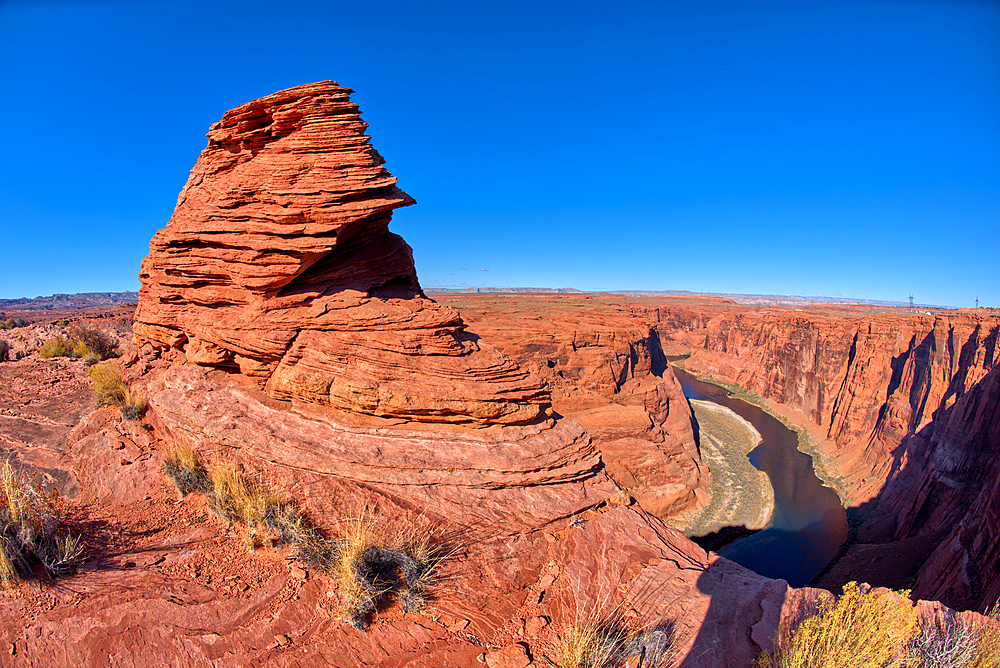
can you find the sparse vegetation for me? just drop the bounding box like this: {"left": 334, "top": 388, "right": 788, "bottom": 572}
{"left": 67, "top": 323, "right": 119, "bottom": 360}
{"left": 554, "top": 620, "right": 677, "bottom": 668}
{"left": 0, "top": 460, "right": 84, "bottom": 585}
{"left": 760, "top": 582, "right": 920, "bottom": 668}
{"left": 87, "top": 361, "right": 145, "bottom": 419}
{"left": 39, "top": 337, "right": 69, "bottom": 358}
{"left": 88, "top": 361, "right": 129, "bottom": 406}
{"left": 333, "top": 508, "right": 446, "bottom": 630}
{"left": 161, "top": 449, "right": 447, "bottom": 631}
{"left": 556, "top": 621, "right": 628, "bottom": 668}
{"left": 970, "top": 602, "right": 1000, "bottom": 668}
{"left": 0, "top": 317, "right": 28, "bottom": 330}
{"left": 164, "top": 444, "right": 211, "bottom": 495}
{"left": 0, "top": 339, "right": 8, "bottom": 362}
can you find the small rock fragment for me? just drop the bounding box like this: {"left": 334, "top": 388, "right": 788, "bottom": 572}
{"left": 485, "top": 643, "right": 531, "bottom": 668}
{"left": 289, "top": 565, "right": 307, "bottom": 581}
{"left": 524, "top": 616, "right": 549, "bottom": 636}
{"left": 448, "top": 618, "right": 470, "bottom": 633}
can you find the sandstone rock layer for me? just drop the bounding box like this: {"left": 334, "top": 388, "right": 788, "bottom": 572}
{"left": 135, "top": 82, "right": 547, "bottom": 426}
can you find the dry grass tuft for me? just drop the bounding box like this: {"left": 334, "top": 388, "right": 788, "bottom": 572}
{"left": 0, "top": 460, "right": 83, "bottom": 585}
{"left": 163, "top": 443, "right": 210, "bottom": 496}
{"left": 88, "top": 362, "right": 129, "bottom": 407}
{"left": 333, "top": 508, "right": 451, "bottom": 631}
{"left": 762, "top": 582, "right": 919, "bottom": 668}
{"left": 160, "top": 447, "right": 449, "bottom": 631}
{"left": 555, "top": 620, "right": 628, "bottom": 668}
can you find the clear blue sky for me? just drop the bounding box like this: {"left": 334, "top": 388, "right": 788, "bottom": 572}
{"left": 1, "top": 0, "right": 997, "bottom": 307}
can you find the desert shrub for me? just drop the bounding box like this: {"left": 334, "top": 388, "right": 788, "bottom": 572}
{"left": 625, "top": 624, "right": 678, "bottom": 668}
{"left": 88, "top": 362, "right": 129, "bottom": 407}
{"left": 555, "top": 620, "right": 628, "bottom": 668}
{"left": 39, "top": 337, "right": 69, "bottom": 359}
{"left": 552, "top": 619, "right": 676, "bottom": 668}
{"left": 0, "top": 317, "right": 26, "bottom": 330}
{"left": 0, "top": 460, "right": 84, "bottom": 584}
{"left": 971, "top": 602, "right": 1000, "bottom": 668}
{"left": 82, "top": 352, "right": 100, "bottom": 367}
{"left": 908, "top": 617, "right": 976, "bottom": 668}
{"left": 162, "top": 451, "right": 447, "bottom": 631}
{"left": 163, "top": 443, "right": 211, "bottom": 495}
{"left": 0, "top": 340, "right": 8, "bottom": 363}
{"left": 119, "top": 393, "right": 146, "bottom": 421}
{"left": 333, "top": 508, "right": 445, "bottom": 631}
{"left": 762, "top": 582, "right": 919, "bottom": 668}
{"left": 67, "top": 323, "right": 118, "bottom": 360}
{"left": 201, "top": 459, "right": 338, "bottom": 567}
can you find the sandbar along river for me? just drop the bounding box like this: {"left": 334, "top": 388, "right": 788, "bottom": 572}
{"left": 671, "top": 365, "right": 848, "bottom": 587}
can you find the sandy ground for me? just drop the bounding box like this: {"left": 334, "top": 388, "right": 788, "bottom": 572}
{"left": 667, "top": 400, "right": 774, "bottom": 538}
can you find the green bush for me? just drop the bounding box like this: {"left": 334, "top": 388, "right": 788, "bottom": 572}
{"left": 38, "top": 337, "right": 69, "bottom": 359}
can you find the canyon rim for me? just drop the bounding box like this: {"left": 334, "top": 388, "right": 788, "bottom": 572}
{"left": 0, "top": 81, "right": 997, "bottom": 667}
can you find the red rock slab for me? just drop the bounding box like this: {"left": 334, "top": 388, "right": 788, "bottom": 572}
{"left": 144, "top": 363, "right": 615, "bottom": 531}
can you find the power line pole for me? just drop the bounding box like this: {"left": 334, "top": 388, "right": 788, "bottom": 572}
{"left": 908, "top": 294, "right": 914, "bottom": 310}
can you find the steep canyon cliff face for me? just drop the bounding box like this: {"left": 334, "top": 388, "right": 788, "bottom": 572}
{"left": 444, "top": 294, "right": 999, "bottom": 611}
{"left": 446, "top": 295, "right": 707, "bottom": 519}
{"left": 655, "top": 304, "right": 1000, "bottom": 610}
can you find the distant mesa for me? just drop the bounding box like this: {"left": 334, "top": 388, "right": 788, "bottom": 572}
{"left": 0, "top": 291, "right": 138, "bottom": 311}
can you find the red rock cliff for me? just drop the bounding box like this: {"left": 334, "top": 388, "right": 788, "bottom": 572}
{"left": 655, "top": 303, "right": 1000, "bottom": 610}
{"left": 439, "top": 294, "right": 707, "bottom": 519}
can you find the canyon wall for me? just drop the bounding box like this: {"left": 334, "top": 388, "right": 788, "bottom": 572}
{"left": 654, "top": 303, "right": 1000, "bottom": 610}
{"left": 443, "top": 294, "right": 999, "bottom": 610}
{"left": 447, "top": 295, "right": 707, "bottom": 519}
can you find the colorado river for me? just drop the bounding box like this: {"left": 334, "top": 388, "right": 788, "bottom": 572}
{"left": 671, "top": 365, "right": 848, "bottom": 587}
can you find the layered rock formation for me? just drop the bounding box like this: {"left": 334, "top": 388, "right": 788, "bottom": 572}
{"left": 116, "top": 83, "right": 823, "bottom": 664}
{"left": 134, "top": 81, "right": 546, "bottom": 427}
{"left": 447, "top": 295, "right": 707, "bottom": 518}
{"left": 440, "top": 294, "right": 1000, "bottom": 611}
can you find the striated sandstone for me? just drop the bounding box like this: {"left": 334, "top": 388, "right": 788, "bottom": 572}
{"left": 134, "top": 82, "right": 547, "bottom": 426}
{"left": 443, "top": 295, "right": 707, "bottom": 519}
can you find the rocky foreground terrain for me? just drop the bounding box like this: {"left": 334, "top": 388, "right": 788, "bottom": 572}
{"left": 0, "top": 82, "right": 996, "bottom": 666}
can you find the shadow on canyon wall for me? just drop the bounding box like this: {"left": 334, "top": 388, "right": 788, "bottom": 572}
{"left": 681, "top": 356, "right": 998, "bottom": 664}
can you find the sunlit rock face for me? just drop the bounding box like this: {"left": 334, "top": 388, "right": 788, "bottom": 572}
{"left": 135, "top": 81, "right": 549, "bottom": 426}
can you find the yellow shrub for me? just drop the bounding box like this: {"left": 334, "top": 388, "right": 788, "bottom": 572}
{"left": 766, "top": 582, "right": 919, "bottom": 668}
{"left": 88, "top": 362, "right": 128, "bottom": 407}
{"left": 972, "top": 602, "right": 1000, "bottom": 668}
{"left": 39, "top": 337, "right": 68, "bottom": 358}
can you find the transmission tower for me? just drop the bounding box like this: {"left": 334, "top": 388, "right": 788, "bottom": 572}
{"left": 976, "top": 297, "right": 980, "bottom": 309}
{"left": 909, "top": 294, "right": 914, "bottom": 310}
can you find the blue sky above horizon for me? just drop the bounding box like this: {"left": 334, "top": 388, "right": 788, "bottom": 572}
{"left": 1, "top": 0, "right": 997, "bottom": 307}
